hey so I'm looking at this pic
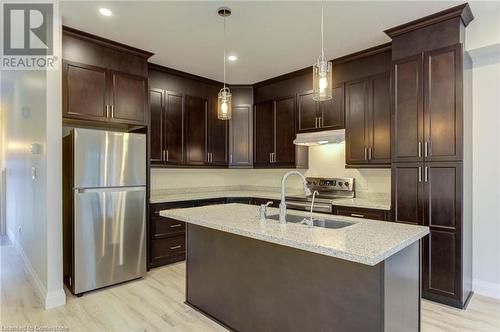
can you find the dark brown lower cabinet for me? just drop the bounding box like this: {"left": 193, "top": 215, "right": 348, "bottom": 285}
{"left": 332, "top": 205, "right": 389, "bottom": 221}
{"left": 392, "top": 161, "right": 471, "bottom": 308}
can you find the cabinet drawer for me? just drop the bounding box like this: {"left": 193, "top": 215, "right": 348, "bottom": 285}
{"left": 152, "top": 217, "right": 185, "bottom": 238}
{"left": 333, "top": 206, "right": 388, "bottom": 221}
{"left": 151, "top": 236, "right": 186, "bottom": 266}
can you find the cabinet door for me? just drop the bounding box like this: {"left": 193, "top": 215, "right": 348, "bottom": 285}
{"left": 229, "top": 105, "right": 253, "bottom": 167}
{"left": 208, "top": 98, "right": 228, "bottom": 166}
{"left": 109, "top": 71, "right": 147, "bottom": 125}
{"left": 391, "top": 162, "right": 424, "bottom": 225}
{"left": 254, "top": 101, "right": 275, "bottom": 166}
{"left": 63, "top": 61, "right": 108, "bottom": 122}
{"left": 422, "top": 162, "right": 462, "bottom": 301}
{"left": 274, "top": 96, "right": 296, "bottom": 165}
{"left": 424, "top": 44, "right": 462, "bottom": 162}
{"left": 367, "top": 73, "right": 391, "bottom": 164}
{"left": 165, "top": 92, "right": 184, "bottom": 165}
{"left": 392, "top": 55, "right": 424, "bottom": 162}
{"left": 320, "top": 83, "right": 345, "bottom": 130}
{"left": 149, "top": 89, "right": 164, "bottom": 163}
{"left": 185, "top": 95, "right": 208, "bottom": 165}
{"left": 297, "top": 91, "right": 319, "bottom": 132}
{"left": 345, "top": 79, "right": 368, "bottom": 164}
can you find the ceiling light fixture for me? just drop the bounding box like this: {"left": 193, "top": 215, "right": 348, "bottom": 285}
{"left": 99, "top": 8, "right": 112, "bottom": 16}
{"left": 312, "top": 4, "right": 332, "bottom": 101}
{"left": 228, "top": 55, "right": 237, "bottom": 61}
{"left": 217, "top": 7, "right": 232, "bottom": 120}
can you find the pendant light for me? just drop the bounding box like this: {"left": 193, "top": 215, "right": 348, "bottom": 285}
{"left": 217, "top": 7, "right": 232, "bottom": 120}
{"left": 312, "top": 5, "right": 332, "bottom": 101}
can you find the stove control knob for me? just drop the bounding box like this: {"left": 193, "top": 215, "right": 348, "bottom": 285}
{"left": 344, "top": 182, "right": 350, "bottom": 187}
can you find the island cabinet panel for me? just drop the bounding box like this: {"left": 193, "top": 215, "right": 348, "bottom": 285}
{"left": 185, "top": 96, "right": 208, "bottom": 165}
{"left": 186, "top": 224, "right": 420, "bottom": 332}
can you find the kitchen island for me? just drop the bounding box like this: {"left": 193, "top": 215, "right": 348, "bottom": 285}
{"left": 161, "top": 203, "right": 429, "bottom": 332}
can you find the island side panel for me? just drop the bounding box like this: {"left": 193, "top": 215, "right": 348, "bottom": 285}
{"left": 186, "top": 224, "right": 385, "bottom": 332}
{"left": 384, "top": 241, "right": 420, "bottom": 332}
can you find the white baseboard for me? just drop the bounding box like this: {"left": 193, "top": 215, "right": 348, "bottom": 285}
{"left": 473, "top": 278, "right": 500, "bottom": 300}
{"left": 7, "top": 230, "right": 66, "bottom": 309}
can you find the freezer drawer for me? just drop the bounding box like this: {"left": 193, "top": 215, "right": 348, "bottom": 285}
{"left": 74, "top": 186, "right": 146, "bottom": 294}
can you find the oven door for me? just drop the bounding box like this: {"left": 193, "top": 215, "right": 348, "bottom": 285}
{"left": 285, "top": 200, "right": 332, "bottom": 213}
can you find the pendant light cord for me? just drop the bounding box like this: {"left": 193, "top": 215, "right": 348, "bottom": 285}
{"left": 223, "top": 14, "right": 226, "bottom": 89}
{"left": 321, "top": 4, "right": 324, "bottom": 61}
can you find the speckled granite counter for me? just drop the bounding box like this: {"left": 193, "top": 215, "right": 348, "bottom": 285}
{"left": 150, "top": 186, "right": 391, "bottom": 210}
{"left": 161, "top": 203, "right": 427, "bottom": 266}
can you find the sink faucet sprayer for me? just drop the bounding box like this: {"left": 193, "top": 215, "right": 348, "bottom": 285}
{"left": 279, "top": 171, "right": 312, "bottom": 223}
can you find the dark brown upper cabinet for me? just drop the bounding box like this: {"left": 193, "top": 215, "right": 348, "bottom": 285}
{"left": 274, "top": 96, "right": 296, "bottom": 165}
{"left": 185, "top": 95, "right": 208, "bottom": 166}
{"left": 229, "top": 86, "right": 254, "bottom": 168}
{"left": 392, "top": 44, "right": 462, "bottom": 163}
{"left": 62, "top": 27, "right": 152, "bottom": 127}
{"left": 254, "top": 100, "right": 275, "bottom": 166}
{"left": 297, "top": 84, "right": 345, "bottom": 133}
{"left": 345, "top": 72, "right": 391, "bottom": 167}
{"left": 149, "top": 89, "right": 184, "bottom": 166}
{"left": 63, "top": 61, "right": 147, "bottom": 126}
{"left": 207, "top": 98, "right": 228, "bottom": 166}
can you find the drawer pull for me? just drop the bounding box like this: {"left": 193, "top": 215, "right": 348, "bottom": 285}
{"left": 170, "top": 245, "right": 182, "bottom": 250}
{"left": 350, "top": 213, "right": 365, "bottom": 218}
{"left": 154, "top": 211, "right": 160, "bottom": 215}
{"left": 170, "top": 224, "right": 183, "bottom": 228}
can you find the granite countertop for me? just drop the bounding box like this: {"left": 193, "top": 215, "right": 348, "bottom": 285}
{"left": 161, "top": 203, "right": 428, "bottom": 266}
{"left": 150, "top": 187, "right": 391, "bottom": 210}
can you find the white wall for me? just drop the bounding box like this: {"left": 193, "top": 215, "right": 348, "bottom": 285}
{"left": 304, "top": 143, "right": 391, "bottom": 194}
{"left": 0, "top": 3, "right": 64, "bottom": 309}
{"left": 467, "top": 2, "right": 500, "bottom": 299}
{"left": 151, "top": 144, "right": 391, "bottom": 195}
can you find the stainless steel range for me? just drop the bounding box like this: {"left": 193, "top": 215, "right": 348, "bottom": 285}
{"left": 286, "top": 177, "right": 355, "bottom": 213}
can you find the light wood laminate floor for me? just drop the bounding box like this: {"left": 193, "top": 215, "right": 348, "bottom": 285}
{"left": 1, "top": 238, "right": 499, "bottom": 331}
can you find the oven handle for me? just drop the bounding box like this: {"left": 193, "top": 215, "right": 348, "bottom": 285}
{"left": 286, "top": 201, "right": 332, "bottom": 213}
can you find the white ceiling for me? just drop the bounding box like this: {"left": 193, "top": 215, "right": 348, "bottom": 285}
{"left": 60, "top": 1, "right": 492, "bottom": 84}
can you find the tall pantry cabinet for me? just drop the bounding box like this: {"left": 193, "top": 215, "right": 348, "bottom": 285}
{"left": 385, "top": 3, "right": 474, "bottom": 309}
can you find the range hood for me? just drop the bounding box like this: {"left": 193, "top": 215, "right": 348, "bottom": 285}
{"left": 293, "top": 129, "right": 345, "bottom": 146}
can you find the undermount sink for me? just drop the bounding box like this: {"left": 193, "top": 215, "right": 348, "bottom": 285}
{"left": 267, "top": 214, "right": 355, "bottom": 229}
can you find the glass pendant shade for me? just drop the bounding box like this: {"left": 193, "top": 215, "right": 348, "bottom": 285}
{"left": 217, "top": 87, "right": 232, "bottom": 120}
{"left": 313, "top": 58, "right": 332, "bottom": 101}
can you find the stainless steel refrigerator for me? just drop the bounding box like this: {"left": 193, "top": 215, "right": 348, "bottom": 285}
{"left": 63, "top": 128, "right": 147, "bottom": 295}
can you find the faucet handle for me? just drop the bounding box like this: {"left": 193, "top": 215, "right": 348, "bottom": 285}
{"left": 259, "top": 202, "right": 274, "bottom": 221}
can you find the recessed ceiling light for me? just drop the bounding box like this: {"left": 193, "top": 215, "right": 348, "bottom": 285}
{"left": 227, "top": 55, "right": 237, "bottom": 61}
{"left": 99, "top": 8, "right": 112, "bottom": 16}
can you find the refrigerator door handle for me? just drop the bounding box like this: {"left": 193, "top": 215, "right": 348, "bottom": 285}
{"left": 75, "top": 186, "right": 146, "bottom": 194}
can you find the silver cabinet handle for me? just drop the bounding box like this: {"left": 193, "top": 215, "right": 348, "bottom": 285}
{"left": 424, "top": 142, "right": 429, "bottom": 158}
{"left": 319, "top": 117, "right": 322, "bottom": 128}
{"left": 166, "top": 150, "right": 169, "bottom": 161}
{"left": 272, "top": 152, "right": 276, "bottom": 163}
{"left": 350, "top": 213, "right": 365, "bottom": 218}
{"left": 154, "top": 210, "right": 160, "bottom": 215}
{"left": 169, "top": 224, "right": 183, "bottom": 228}
{"left": 368, "top": 147, "right": 372, "bottom": 161}
{"left": 418, "top": 142, "right": 422, "bottom": 158}
{"left": 230, "top": 154, "right": 233, "bottom": 164}
{"left": 105, "top": 105, "right": 110, "bottom": 117}
{"left": 364, "top": 147, "right": 368, "bottom": 161}
{"left": 169, "top": 245, "right": 182, "bottom": 250}
{"left": 269, "top": 153, "right": 272, "bottom": 163}
{"left": 424, "top": 166, "right": 428, "bottom": 182}
{"left": 418, "top": 167, "right": 422, "bottom": 182}
{"left": 110, "top": 105, "right": 114, "bottom": 118}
